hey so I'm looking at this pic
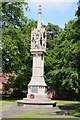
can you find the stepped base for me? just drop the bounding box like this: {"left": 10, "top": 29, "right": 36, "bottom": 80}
{"left": 17, "top": 98, "right": 56, "bottom": 107}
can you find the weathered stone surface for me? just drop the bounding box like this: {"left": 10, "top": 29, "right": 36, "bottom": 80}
{"left": 27, "top": 5, "right": 47, "bottom": 100}
{"left": 17, "top": 5, "right": 56, "bottom": 107}
{"left": 17, "top": 100, "right": 56, "bottom": 107}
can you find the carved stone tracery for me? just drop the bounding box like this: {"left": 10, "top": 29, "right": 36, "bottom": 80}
{"left": 31, "top": 29, "right": 46, "bottom": 50}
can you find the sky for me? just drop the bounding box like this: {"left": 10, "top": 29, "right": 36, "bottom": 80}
{"left": 24, "top": 0, "right": 78, "bottom": 28}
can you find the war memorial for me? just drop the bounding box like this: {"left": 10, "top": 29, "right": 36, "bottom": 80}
{"left": 17, "top": 5, "right": 56, "bottom": 107}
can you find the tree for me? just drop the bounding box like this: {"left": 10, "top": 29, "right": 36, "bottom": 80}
{"left": 2, "top": 2, "right": 80, "bottom": 100}
{"left": 45, "top": 19, "right": 80, "bottom": 97}
{"left": 2, "top": 2, "right": 37, "bottom": 93}
{"left": 2, "top": 2, "right": 29, "bottom": 28}
{"left": 43, "top": 23, "right": 61, "bottom": 50}
{"left": 75, "top": 0, "right": 80, "bottom": 25}
{"left": 44, "top": 2, "right": 80, "bottom": 99}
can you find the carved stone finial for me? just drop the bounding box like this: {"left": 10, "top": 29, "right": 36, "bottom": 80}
{"left": 38, "top": 5, "right": 41, "bottom": 14}
{"left": 37, "top": 5, "right": 41, "bottom": 30}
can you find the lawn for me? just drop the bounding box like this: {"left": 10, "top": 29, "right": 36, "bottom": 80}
{"left": 0, "top": 100, "right": 17, "bottom": 105}
{"left": 11, "top": 110, "right": 79, "bottom": 119}
{"left": 1, "top": 99, "right": 80, "bottom": 119}
{"left": 0, "top": 98, "right": 22, "bottom": 105}
{"left": 55, "top": 100, "right": 80, "bottom": 118}
{"left": 11, "top": 100, "right": 80, "bottom": 119}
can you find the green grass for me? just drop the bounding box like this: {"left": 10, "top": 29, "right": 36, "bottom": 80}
{"left": 55, "top": 100, "right": 79, "bottom": 106}
{"left": 0, "top": 98, "right": 22, "bottom": 105}
{"left": 55, "top": 100, "right": 80, "bottom": 118}
{"left": 9, "top": 100, "right": 80, "bottom": 119}
{"left": 1, "top": 99, "right": 80, "bottom": 119}
{"left": 10, "top": 109, "right": 79, "bottom": 119}
{"left": 0, "top": 100, "right": 17, "bottom": 105}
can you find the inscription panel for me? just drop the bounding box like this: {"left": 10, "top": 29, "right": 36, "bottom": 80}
{"left": 32, "top": 86, "right": 38, "bottom": 93}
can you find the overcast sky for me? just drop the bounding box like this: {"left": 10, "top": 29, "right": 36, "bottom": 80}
{"left": 24, "top": 0, "right": 78, "bottom": 28}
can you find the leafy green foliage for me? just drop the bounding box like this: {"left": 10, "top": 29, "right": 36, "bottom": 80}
{"left": 2, "top": 2, "right": 29, "bottom": 28}
{"left": 43, "top": 23, "right": 62, "bottom": 49}
{"left": 45, "top": 19, "right": 80, "bottom": 95}
{"left": 75, "top": 0, "right": 80, "bottom": 25}
{"left": 2, "top": 2, "right": 80, "bottom": 99}
{"left": 2, "top": 2, "right": 37, "bottom": 91}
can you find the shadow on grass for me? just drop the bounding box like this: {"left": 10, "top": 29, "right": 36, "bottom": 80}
{"left": 58, "top": 102, "right": 80, "bottom": 118}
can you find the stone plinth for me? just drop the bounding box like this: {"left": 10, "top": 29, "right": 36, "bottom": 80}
{"left": 17, "top": 99, "right": 56, "bottom": 108}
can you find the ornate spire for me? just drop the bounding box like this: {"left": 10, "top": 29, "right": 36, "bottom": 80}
{"left": 37, "top": 5, "right": 41, "bottom": 30}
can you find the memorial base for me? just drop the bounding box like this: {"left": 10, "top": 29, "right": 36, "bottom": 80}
{"left": 17, "top": 98, "right": 56, "bottom": 108}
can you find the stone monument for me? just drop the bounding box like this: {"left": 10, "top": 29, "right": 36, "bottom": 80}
{"left": 17, "top": 5, "right": 56, "bottom": 107}
{"left": 27, "top": 5, "right": 47, "bottom": 100}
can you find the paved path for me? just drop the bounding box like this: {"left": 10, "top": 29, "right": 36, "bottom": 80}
{"left": 2, "top": 103, "right": 60, "bottom": 118}
{"left": 2, "top": 104, "right": 35, "bottom": 118}
{"left": 2, "top": 103, "right": 76, "bottom": 118}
